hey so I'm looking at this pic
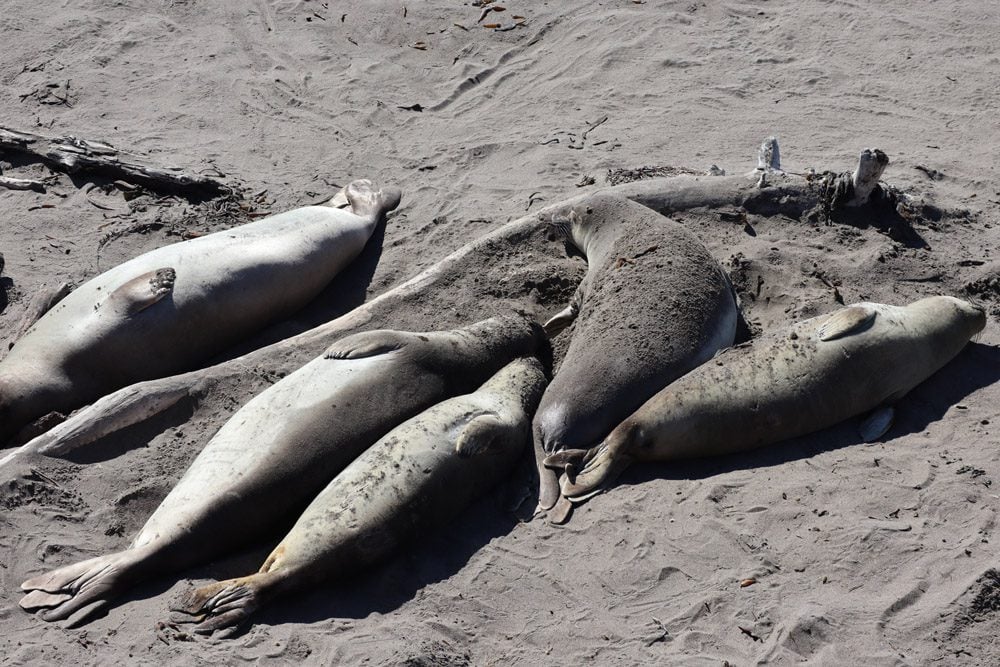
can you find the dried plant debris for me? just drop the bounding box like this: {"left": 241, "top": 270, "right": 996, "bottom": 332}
{"left": 606, "top": 165, "right": 701, "bottom": 185}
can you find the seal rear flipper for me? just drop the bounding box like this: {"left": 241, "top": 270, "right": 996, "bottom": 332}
{"left": 171, "top": 575, "right": 269, "bottom": 637}
{"left": 343, "top": 179, "right": 402, "bottom": 219}
{"left": 323, "top": 330, "right": 412, "bottom": 359}
{"left": 100, "top": 267, "right": 176, "bottom": 316}
{"left": 558, "top": 443, "right": 631, "bottom": 503}
{"left": 534, "top": 435, "right": 562, "bottom": 512}
{"left": 816, "top": 305, "right": 877, "bottom": 341}
{"left": 543, "top": 448, "right": 590, "bottom": 472}
{"left": 859, "top": 406, "right": 895, "bottom": 443}
{"left": 19, "top": 550, "right": 142, "bottom": 624}
{"left": 548, "top": 493, "right": 575, "bottom": 525}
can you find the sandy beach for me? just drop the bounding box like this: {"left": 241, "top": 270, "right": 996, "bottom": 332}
{"left": 2, "top": 1, "right": 1000, "bottom": 664}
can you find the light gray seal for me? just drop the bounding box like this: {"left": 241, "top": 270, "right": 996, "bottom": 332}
{"left": 549, "top": 296, "right": 986, "bottom": 503}
{"left": 170, "top": 356, "right": 548, "bottom": 635}
{"left": 533, "top": 192, "right": 738, "bottom": 518}
{"left": 19, "top": 314, "right": 543, "bottom": 625}
{"left": 0, "top": 179, "right": 400, "bottom": 444}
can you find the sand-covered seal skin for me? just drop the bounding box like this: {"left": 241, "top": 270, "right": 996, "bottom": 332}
{"left": 554, "top": 296, "right": 987, "bottom": 502}
{"left": 533, "top": 193, "right": 738, "bottom": 512}
{"left": 18, "top": 314, "right": 544, "bottom": 626}
{"left": 169, "top": 356, "right": 549, "bottom": 635}
{"left": 0, "top": 179, "right": 401, "bottom": 445}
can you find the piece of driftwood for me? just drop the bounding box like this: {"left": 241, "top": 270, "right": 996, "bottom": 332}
{"left": 0, "top": 174, "right": 47, "bottom": 192}
{"left": 0, "top": 140, "right": 921, "bottom": 469}
{"left": 0, "top": 126, "right": 230, "bottom": 200}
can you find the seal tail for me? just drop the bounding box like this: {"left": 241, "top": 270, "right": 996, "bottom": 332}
{"left": 170, "top": 574, "right": 275, "bottom": 637}
{"left": 19, "top": 549, "right": 146, "bottom": 625}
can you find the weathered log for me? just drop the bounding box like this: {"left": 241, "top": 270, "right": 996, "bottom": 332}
{"left": 0, "top": 126, "right": 230, "bottom": 200}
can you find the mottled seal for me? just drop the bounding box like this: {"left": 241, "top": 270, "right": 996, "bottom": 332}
{"left": 19, "top": 314, "right": 543, "bottom": 625}
{"left": 533, "top": 192, "right": 738, "bottom": 517}
{"left": 0, "top": 179, "right": 400, "bottom": 444}
{"left": 170, "top": 356, "right": 548, "bottom": 635}
{"left": 549, "top": 296, "right": 986, "bottom": 503}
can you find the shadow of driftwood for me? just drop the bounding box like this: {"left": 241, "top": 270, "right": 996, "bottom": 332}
{"left": 616, "top": 341, "right": 1000, "bottom": 487}
{"left": 827, "top": 186, "right": 932, "bottom": 250}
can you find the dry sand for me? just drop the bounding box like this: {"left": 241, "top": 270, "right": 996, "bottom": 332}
{"left": 2, "top": 1, "right": 1000, "bottom": 664}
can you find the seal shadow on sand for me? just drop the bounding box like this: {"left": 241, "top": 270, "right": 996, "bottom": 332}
{"left": 14, "top": 476, "right": 522, "bottom": 633}
{"left": 174, "top": 488, "right": 522, "bottom": 635}
{"left": 60, "top": 399, "right": 197, "bottom": 466}
{"left": 594, "top": 340, "right": 1000, "bottom": 488}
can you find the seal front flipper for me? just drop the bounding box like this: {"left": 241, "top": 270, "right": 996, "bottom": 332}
{"left": 455, "top": 412, "right": 515, "bottom": 457}
{"left": 327, "top": 186, "right": 350, "bottom": 209}
{"left": 99, "top": 268, "right": 176, "bottom": 316}
{"left": 542, "top": 286, "right": 582, "bottom": 337}
{"left": 816, "top": 305, "right": 877, "bottom": 341}
{"left": 859, "top": 406, "right": 895, "bottom": 442}
{"left": 323, "top": 330, "right": 413, "bottom": 359}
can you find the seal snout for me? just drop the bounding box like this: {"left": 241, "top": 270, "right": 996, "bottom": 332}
{"left": 946, "top": 295, "right": 988, "bottom": 336}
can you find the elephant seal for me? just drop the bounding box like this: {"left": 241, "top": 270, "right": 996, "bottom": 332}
{"left": 19, "top": 314, "right": 543, "bottom": 625}
{"left": 170, "top": 356, "right": 548, "bottom": 635}
{"left": 0, "top": 179, "right": 400, "bottom": 445}
{"left": 549, "top": 296, "right": 986, "bottom": 504}
{"left": 533, "top": 192, "right": 738, "bottom": 516}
